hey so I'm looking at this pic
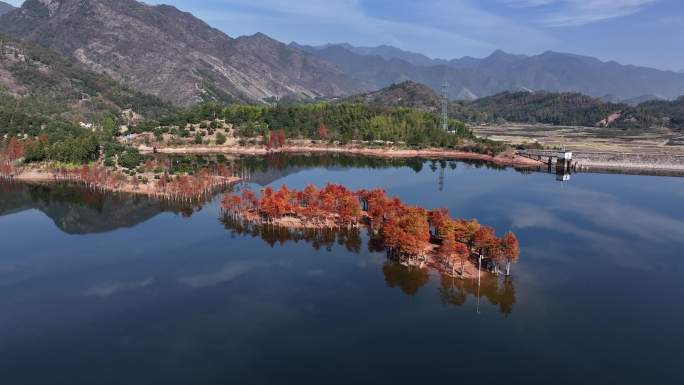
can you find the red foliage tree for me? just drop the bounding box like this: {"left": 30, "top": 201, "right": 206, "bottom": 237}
{"left": 317, "top": 124, "right": 330, "bottom": 140}
{"left": 500, "top": 232, "right": 520, "bottom": 276}
{"left": 6, "top": 137, "right": 24, "bottom": 161}
{"left": 267, "top": 130, "right": 286, "bottom": 149}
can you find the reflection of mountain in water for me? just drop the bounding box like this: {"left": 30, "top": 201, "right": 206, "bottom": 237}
{"left": 0, "top": 182, "right": 198, "bottom": 234}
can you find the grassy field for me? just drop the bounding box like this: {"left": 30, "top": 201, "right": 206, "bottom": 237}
{"left": 472, "top": 124, "right": 684, "bottom": 155}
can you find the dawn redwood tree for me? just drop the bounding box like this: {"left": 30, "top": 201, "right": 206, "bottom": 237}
{"left": 453, "top": 219, "right": 480, "bottom": 252}
{"left": 439, "top": 222, "right": 460, "bottom": 276}
{"left": 220, "top": 184, "right": 520, "bottom": 276}
{"left": 6, "top": 137, "right": 24, "bottom": 161}
{"left": 501, "top": 232, "right": 520, "bottom": 276}
{"left": 317, "top": 124, "right": 330, "bottom": 140}
{"left": 396, "top": 207, "right": 430, "bottom": 260}
{"left": 267, "top": 130, "right": 286, "bottom": 149}
{"left": 454, "top": 242, "right": 469, "bottom": 276}
{"left": 473, "top": 226, "right": 497, "bottom": 258}
{"left": 428, "top": 208, "right": 450, "bottom": 238}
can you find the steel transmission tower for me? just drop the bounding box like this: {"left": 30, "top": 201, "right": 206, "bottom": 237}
{"left": 442, "top": 80, "right": 449, "bottom": 131}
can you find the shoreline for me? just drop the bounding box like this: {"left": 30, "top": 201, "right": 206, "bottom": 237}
{"left": 139, "top": 144, "right": 684, "bottom": 176}
{"left": 138, "top": 144, "right": 544, "bottom": 168}
{"left": 223, "top": 209, "right": 486, "bottom": 280}
{"left": 3, "top": 169, "right": 241, "bottom": 200}
{"left": 571, "top": 152, "right": 684, "bottom": 176}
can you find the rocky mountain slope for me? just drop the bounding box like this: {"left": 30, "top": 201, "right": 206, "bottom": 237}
{"left": 303, "top": 43, "right": 684, "bottom": 101}
{"left": 0, "top": 0, "right": 366, "bottom": 106}
{"left": 0, "top": 1, "right": 14, "bottom": 16}
{"left": 0, "top": 33, "right": 173, "bottom": 127}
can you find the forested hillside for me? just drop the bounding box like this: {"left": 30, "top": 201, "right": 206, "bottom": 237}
{"left": 130, "top": 102, "right": 477, "bottom": 150}
{"left": 633, "top": 97, "right": 684, "bottom": 129}
{"left": 344, "top": 81, "right": 442, "bottom": 112}
{"left": 451, "top": 92, "right": 631, "bottom": 127}
{"left": 451, "top": 91, "right": 680, "bottom": 129}
{"left": 0, "top": 34, "right": 174, "bottom": 138}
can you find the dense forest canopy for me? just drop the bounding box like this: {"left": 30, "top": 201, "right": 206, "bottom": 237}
{"left": 450, "top": 91, "right": 684, "bottom": 129}
{"left": 130, "top": 102, "right": 490, "bottom": 150}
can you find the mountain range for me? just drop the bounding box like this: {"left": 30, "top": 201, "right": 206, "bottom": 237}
{"left": 298, "top": 43, "right": 684, "bottom": 102}
{"left": 0, "top": 0, "right": 365, "bottom": 106}
{"left": 347, "top": 81, "right": 684, "bottom": 130}
{"left": 0, "top": 0, "right": 682, "bottom": 107}
{"left": 0, "top": 1, "right": 14, "bottom": 16}
{"left": 0, "top": 32, "right": 172, "bottom": 125}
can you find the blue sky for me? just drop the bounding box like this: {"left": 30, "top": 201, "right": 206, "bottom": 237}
{"left": 6, "top": 0, "right": 683, "bottom": 70}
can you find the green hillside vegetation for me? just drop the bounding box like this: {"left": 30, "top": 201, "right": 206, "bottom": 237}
{"left": 129, "top": 102, "right": 497, "bottom": 151}
{"left": 450, "top": 91, "right": 681, "bottom": 129}
{"left": 452, "top": 92, "right": 630, "bottom": 127}
{"left": 633, "top": 97, "right": 684, "bottom": 129}
{"left": 337, "top": 82, "right": 681, "bottom": 130}
{"left": 0, "top": 34, "right": 174, "bottom": 139}
{"left": 0, "top": 34, "right": 176, "bottom": 165}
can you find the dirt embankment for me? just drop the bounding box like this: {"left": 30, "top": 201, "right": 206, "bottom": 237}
{"left": 573, "top": 152, "right": 684, "bottom": 175}
{"left": 139, "top": 144, "right": 543, "bottom": 168}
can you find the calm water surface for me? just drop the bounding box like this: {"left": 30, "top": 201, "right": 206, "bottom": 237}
{"left": 1, "top": 156, "right": 683, "bottom": 385}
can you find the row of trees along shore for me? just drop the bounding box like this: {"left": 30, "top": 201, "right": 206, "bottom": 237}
{"left": 129, "top": 102, "right": 507, "bottom": 153}
{"left": 2, "top": 100, "right": 509, "bottom": 179}
{"left": 221, "top": 183, "right": 520, "bottom": 277}
{"left": 0, "top": 138, "right": 239, "bottom": 201}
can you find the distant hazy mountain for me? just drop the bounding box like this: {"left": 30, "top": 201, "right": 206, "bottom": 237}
{"left": 622, "top": 94, "right": 668, "bottom": 107}
{"left": 295, "top": 43, "right": 514, "bottom": 100}
{"left": 310, "top": 43, "right": 444, "bottom": 67}
{"left": 0, "top": 1, "right": 14, "bottom": 16}
{"left": 303, "top": 43, "right": 684, "bottom": 101}
{"left": 0, "top": 0, "right": 366, "bottom": 105}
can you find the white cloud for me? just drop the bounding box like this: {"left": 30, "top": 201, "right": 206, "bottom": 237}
{"left": 85, "top": 277, "right": 155, "bottom": 297}
{"left": 179, "top": 262, "right": 255, "bottom": 288}
{"left": 502, "top": 0, "right": 659, "bottom": 26}
{"left": 503, "top": 0, "right": 556, "bottom": 7}
{"left": 151, "top": 0, "right": 555, "bottom": 59}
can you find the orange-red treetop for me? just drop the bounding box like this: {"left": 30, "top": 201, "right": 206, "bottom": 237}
{"left": 222, "top": 183, "right": 520, "bottom": 265}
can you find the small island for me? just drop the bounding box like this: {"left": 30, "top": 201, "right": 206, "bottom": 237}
{"left": 221, "top": 183, "right": 520, "bottom": 278}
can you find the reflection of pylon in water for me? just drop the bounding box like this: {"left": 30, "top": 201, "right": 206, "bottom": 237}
{"left": 438, "top": 167, "right": 445, "bottom": 191}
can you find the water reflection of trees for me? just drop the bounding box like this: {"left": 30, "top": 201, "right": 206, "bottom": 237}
{"left": 379, "top": 261, "right": 516, "bottom": 315}
{"left": 382, "top": 262, "right": 430, "bottom": 296}
{"left": 221, "top": 215, "right": 517, "bottom": 315}
{"left": 438, "top": 274, "right": 516, "bottom": 316}
{"left": 238, "top": 153, "right": 528, "bottom": 175}
{"left": 220, "top": 214, "right": 362, "bottom": 253}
